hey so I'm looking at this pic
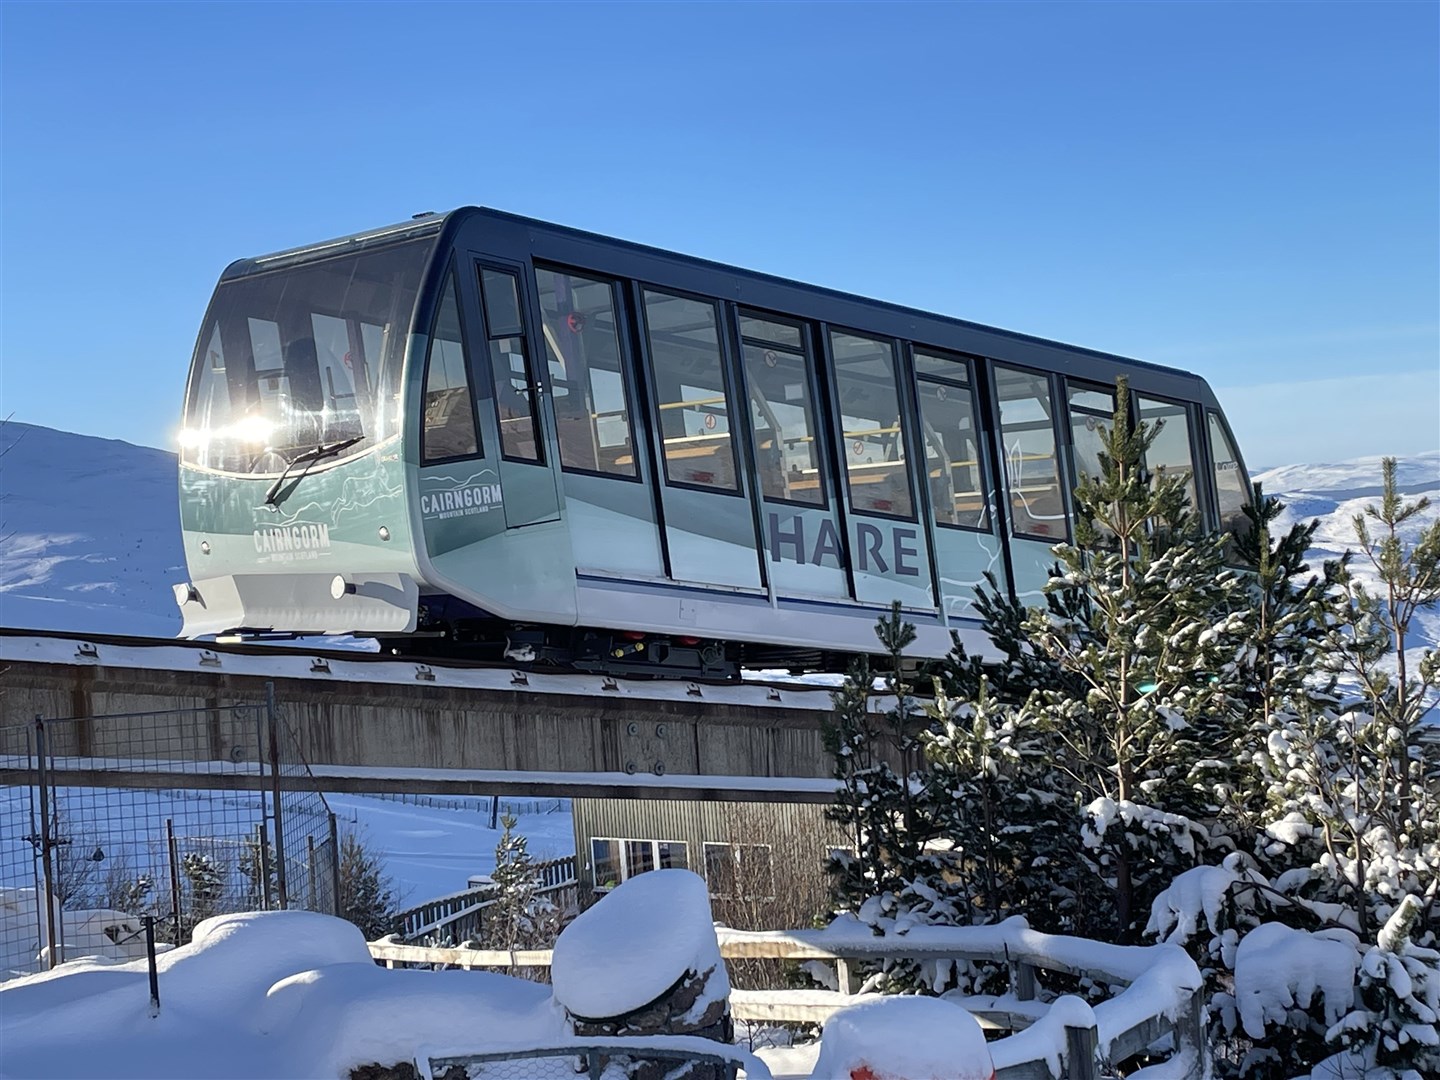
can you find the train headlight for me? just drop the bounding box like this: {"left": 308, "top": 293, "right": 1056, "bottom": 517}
{"left": 330, "top": 575, "right": 357, "bottom": 600}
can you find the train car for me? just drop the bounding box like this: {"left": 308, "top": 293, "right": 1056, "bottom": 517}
{"left": 175, "top": 208, "right": 1251, "bottom": 678}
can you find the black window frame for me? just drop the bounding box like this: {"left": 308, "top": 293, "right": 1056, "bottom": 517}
{"left": 475, "top": 259, "right": 545, "bottom": 467}
{"left": 1134, "top": 391, "right": 1209, "bottom": 524}
{"left": 736, "top": 306, "right": 831, "bottom": 509}
{"left": 420, "top": 264, "right": 484, "bottom": 466}
{"left": 990, "top": 362, "right": 1071, "bottom": 543}
{"left": 825, "top": 326, "right": 920, "bottom": 524}
{"left": 911, "top": 345, "right": 994, "bottom": 536}
{"left": 636, "top": 283, "right": 747, "bottom": 498}
{"left": 532, "top": 260, "right": 646, "bottom": 485}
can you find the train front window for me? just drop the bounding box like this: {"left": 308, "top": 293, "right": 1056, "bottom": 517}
{"left": 422, "top": 273, "right": 479, "bottom": 462}
{"left": 830, "top": 331, "right": 914, "bottom": 518}
{"left": 181, "top": 237, "right": 431, "bottom": 473}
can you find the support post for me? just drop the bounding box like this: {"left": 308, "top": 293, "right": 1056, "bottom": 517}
{"left": 1063, "top": 1023, "right": 1099, "bottom": 1080}
{"left": 265, "top": 682, "right": 288, "bottom": 909}
{"left": 166, "top": 818, "right": 182, "bottom": 943}
{"left": 835, "top": 958, "right": 859, "bottom": 995}
{"left": 328, "top": 812, "right": 341, "bottom": 918}
{"left": 256, "top": 823, "right": 273, "bottom": 911}
{"left": 1174, "top": 985, "right": 1207, "bottom": 1073}
{"left": 306, "top": 834, "right": 318, "bottom": 910}
{"left": 34, "top": 718, "right": 59, "bottom": 970}
{"left": 144, "top": 915, "right": 160, "bottom": 1018}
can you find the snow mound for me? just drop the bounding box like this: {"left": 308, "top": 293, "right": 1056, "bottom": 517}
{"left": 551, "top": 868, "right": 726, "bottom": 1019}
{"left": 811, "top": 996, "right": 994, "bottom": 1080}
{"left": 261, "top": 963, "right": 565, "bottom": 1077}
{"left": 1234, "top": 922, "right": 1359, "bottom": 1040}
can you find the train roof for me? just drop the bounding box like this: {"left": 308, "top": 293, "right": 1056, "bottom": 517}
{"left": 219, "top": 205, "right": 1209, "bottom": 394}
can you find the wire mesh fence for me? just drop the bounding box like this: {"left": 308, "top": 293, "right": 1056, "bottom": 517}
{"left": 428, "top": 1040, "right": 758, "bottom": 1080}
{"left": 1, "top": 683, "right": 337, "bottom": 980}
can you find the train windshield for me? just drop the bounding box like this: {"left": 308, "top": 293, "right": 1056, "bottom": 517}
{"left": 180, "top": 237, "right": 434, "bottom": 474}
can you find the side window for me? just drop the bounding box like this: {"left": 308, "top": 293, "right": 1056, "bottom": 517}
{"left": 1139, "top": 397, "right": 1201, "bottom": 515}
{"left": 642, "top": 289, "right": 739, "bottom": 491}
{"left": 478, "top": 267, "right": 541, "bottom": 462}
{"left": 591, "top": 837, "right": 687, "bottom": 892}
{"left": 421, "top": 274, "right": 479, "bottom": 462}
{"left": 829, "top": 331, "right": 915, "bottom": 518}
{"left": 534, "top": 267, "right": 638, "bottom": 477}
{"left": 994, "top": 365, "right": 1065, "bottom": 539}
{"left": 914, "top": 349, "right": 989, "bottom": 530}
{"left": 1208, "top": 412, "right": 1250, "bottom": 542}
{"left": 1067, "top": 384, "right": 1116, "bottom": 488}
{"left": 703, "top": 841, "right": 774, "bottom": 900}
{"left": 740, "top": 312, "right": 824, "bottom": 505}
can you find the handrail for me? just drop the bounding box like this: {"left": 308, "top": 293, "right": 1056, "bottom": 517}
{"left": 367, "top": 917, "right": 1207, "bottom": 1079}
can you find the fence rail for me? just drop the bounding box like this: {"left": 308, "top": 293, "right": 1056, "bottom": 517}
{"left": 369, "top": 923, "right": 1207, "bottom": 1080}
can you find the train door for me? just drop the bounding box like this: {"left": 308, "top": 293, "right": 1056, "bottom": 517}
{"left": 468, "top": 259, "right": 562, "bottom": 530}
{"left": 991, "top": 364, "right": 1069, "bottom": 605}
{"left": 636, "top": 287, "right": 763, "bottom": 589}
{"left": 735, "top": 310, "right": 848, "bottom": 598}
{"left": 824, "top": 329, "right": 936, "bottom": 610}
{"left": 533, "top": 266, "right": 664, "bottom": 578}
{"left": 912, "top": 348, "right": 1007, "bottom": 618}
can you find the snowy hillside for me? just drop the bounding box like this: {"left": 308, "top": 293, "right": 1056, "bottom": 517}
{"left": 1256, "top": 450, "right": 1440, "bottom": 655}
{"left": 1, "top": 422, "right": 1436, "bottom": 648}
{"left": 0, "top": 422, "right": 184, "bottom": 636}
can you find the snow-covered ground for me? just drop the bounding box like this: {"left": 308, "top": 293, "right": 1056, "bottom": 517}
{"left": 325, "top": 793, "right": 574, "bottom": 905}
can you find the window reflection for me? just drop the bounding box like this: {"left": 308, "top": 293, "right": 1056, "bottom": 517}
{"left": 830, "top": 331, "right": 914, "bottom": 518}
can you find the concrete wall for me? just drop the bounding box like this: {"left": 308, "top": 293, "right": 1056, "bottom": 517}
{"left": 0, "top": 659, "right": 840, "bottom": 799}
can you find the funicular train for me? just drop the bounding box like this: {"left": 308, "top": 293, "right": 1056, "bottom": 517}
{"left": 176, "top": 208, "right": 1251, "bottom": 678}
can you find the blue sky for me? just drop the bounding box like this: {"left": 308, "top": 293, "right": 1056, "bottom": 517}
{"left": 2, "top": 1, "right": 1436, "bottom": 467}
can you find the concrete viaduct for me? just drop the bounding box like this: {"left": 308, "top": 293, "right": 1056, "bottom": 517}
{"left": 0, "top": 631, "right": 848, "bottom": 803}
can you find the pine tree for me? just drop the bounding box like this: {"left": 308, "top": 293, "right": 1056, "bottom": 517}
{"left": 483, "top": 814, "right": 557, "bottom": 953}
{"left": 919, "top": 678, "right": 1076, "bottom": 932}
{"left": 823, "top": 605, "right": 933, "bottom": 915}
{"left": 338, "top": 830, "right": 399, "bottom": 941}
{"left": 1021, "top": 376, "right": 1247, "bottom": 938}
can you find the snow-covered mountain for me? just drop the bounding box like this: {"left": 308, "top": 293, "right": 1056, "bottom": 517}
{"left": 0, "top": 422, "right": 185, "bottom": 636}
{"left": 1, "top": 422, "right": 1435, "bottom": 647}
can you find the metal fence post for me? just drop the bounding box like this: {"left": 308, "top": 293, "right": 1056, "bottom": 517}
{"left": 144, "top": 915, "right": 160, "bottom": 1018}
{"left": 256, "top": 823, "right": 273, "bottom": 911}
{"left": 265, "top": 682, "right": 288, "bottom": 909}
{"left": 306, "top": 834, "right": 318, "bottom": 910}
{"left": 166, "top": 818, "right": 182, "bottom": 943}
{"left": 34, "top": 718, "right": 59, "bottom": 970}
{"left": 328, "top": 812, "right": 341, "bottom": 918}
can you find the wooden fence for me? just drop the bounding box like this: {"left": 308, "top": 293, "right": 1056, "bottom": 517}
{"left": 368, "top": 921, "right": 1207, "bottom": 1080}
{"left": 392, "top": 855, "right": 577, "bottom": 942}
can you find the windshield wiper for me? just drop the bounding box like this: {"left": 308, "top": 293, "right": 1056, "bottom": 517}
{"left": 263, "top": 436, "right": 364, "bottom": 507}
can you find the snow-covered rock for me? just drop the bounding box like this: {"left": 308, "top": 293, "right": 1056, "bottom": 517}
{"left": 810, "top": 996, "right": 995, "bottom": 1080}
{"left": 551, "top": 868, "right": 728, "bottom": 1021}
